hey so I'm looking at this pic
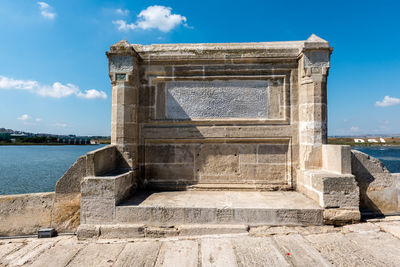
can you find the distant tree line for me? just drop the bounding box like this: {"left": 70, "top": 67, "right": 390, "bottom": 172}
{"left": 0, "top": 136, "right": 59, "bottom": 144}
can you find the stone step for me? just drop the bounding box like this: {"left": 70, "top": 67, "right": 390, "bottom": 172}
{"left": 77, "top": 223, "right": 250, "bottom": 239}
{"left": 187, "top": 183, "right": 292, "bottom": 191}
{"left": 115, "top": 191, "right": 323, "bottom": 226}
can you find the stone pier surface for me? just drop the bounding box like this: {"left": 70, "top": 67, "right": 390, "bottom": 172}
{"left": 2, "top": 218, "right": 400, "bottom": 266}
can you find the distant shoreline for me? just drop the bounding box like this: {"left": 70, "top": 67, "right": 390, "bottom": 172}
{"left": 328, "top": 137, "right": 400, "bottom": 147}
{"left": 0, "top": 143, "right": 109, "bottom": 146}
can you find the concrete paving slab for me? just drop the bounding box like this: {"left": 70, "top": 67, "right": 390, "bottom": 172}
{"left": 249, "top": 225, "right": 300, "bottom": 236}
{"left": 2, "top": 238, "right": 59, "bottom": 267}
{"left": 273, "top": 234, "right": 330, "bottom": 266}
{"left": 29, "top": 237, "right": 84, "bottom": 267}
{"left": 341, "top": 222, "right": 380, "bottom": 234}
{"left": 2, "top": 239, "right": 41, "bottom": 266}
{"left": 0, "top": 241, "right": 25, "bottom": 261}
{"left": 293, "top": 225, "right": 340, "bottom": 235}
{"left": 366, "top": 215, "right": 400, "bottom": 222}
{"left": 113, "top": 241, "right": 161, "bottom": 267}
{"left": 345, "top": 231, "right": 400, "bottom": 266}
{"left": 373, "top": 221, "right": 400, "bottom": 239}
{"left": 67, "top": 242, "right": 125, "bottom": 267}
{"left": 231, "top": 236, "right": 289, "bottom": 267}
{"left": 305, "top": 232, "right": 385, "bottom": 266}
{"left": 200, "top": 238, "right": 237, "bottom": 267}
{"left": 154, "top": 240, "right": 198, "bottom": 267}
{"left": 2, "top": 220, "right": 400, "bottom": 266}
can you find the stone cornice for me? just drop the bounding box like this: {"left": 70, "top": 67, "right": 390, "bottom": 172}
{"left": 106, "top": 35, "right": 333, "bottom": 61}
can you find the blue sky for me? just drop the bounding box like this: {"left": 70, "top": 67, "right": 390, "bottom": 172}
{"left": 0, "top": 0, "right": 399, "bottom": 136}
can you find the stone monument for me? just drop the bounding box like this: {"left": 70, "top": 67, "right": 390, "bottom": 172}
{"left": 74, "top": 35, "right": 364, "bottom": 238}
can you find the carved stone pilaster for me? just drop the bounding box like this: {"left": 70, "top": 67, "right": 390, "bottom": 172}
{"left": 106, "top": 40, "right": 141, "bottom": 168}
{"left": 298, "top": 35, "right": 332, "bottom": 170}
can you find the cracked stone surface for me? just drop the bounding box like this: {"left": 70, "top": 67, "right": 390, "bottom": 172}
{"left": 1, "top": 218, "right": 400, "bottom": 266}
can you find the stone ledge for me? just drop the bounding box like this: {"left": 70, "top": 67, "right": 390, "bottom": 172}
{"left": 77, "top": 223, "right": 249, "bottom": 239}
{"left": 179, "top": 224, "right": 249, "bottom": 236}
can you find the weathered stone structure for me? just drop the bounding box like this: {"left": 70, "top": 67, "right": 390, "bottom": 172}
{"left": 77, "top": 34, "right": 365, "bottom": 237}
{"left": 105, "top": 34, "right": 332, "bottom": 189}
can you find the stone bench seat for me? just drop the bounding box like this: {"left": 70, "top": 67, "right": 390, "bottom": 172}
{"left": 115, "top": 190, "right": 323, "bottom": 226}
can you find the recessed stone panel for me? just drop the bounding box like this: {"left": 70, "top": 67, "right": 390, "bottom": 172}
{"left": 196, "top": 144, "right": 240, "bottom": 176}
{"left": 144, "top": 140, "right": 290, "bottom": 187}
{"left": 165, "top": 80, "right": 270, "bottom": 119}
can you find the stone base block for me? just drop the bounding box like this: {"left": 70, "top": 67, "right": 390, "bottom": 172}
{"left": 144, "top": 226, "right": 179, "bottom": 238}
{"left": 301, "top": 170, "right": 360, "bottom": 210}
{"left": 323, "top": 208, "right": 361, "bottom": 225}
{"left": 100, "top": 224, "right": 145, "bottom": 239}
{"left": 77, "top": 224, "right": 100, "bottom": 240}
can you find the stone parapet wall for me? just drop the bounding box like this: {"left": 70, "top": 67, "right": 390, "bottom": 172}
{"left": 351, "top": 150, "right": 400, "bottom": 215}
{"left": 81, "top": 171, "right": 135, "bottom": 225}
{"left": 86, "top": 145, "right": 119, "bottom": 176}
{"left": 0, "top": 192, "right": 54, "bottom": 236}
{"left": 0, "top": 192, "right": 82, "bottom": 236}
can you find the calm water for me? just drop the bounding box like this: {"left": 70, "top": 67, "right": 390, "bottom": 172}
{"left": 0, "top": 145, "right": 399, "bottom": 195}
{"left": 0, "top": 145, "right": 105, "bottom": 195}
{"left": 352, "top": 146, "right": 400, "bottom": 173}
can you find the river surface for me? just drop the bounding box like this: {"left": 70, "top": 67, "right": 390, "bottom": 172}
{"left": 0, "top": 145, "right": 105, "bottom": 195}
{"left": 0, "top": 145, "right": 399, "bottom": 195}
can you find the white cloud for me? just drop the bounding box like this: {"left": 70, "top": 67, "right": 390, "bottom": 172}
{"left": 35, "top": 118, "right": 42, "bottom": 122}
{"left": 376, "top": 96, "right": 400, "bottom": 107}
{"left": 116, "top": 8, "right": 129, "bottom": 16}
{"left": 55, "top": 123, "right": 67, "bottom": 127}
{"left": 36, "top": 82, "right": 79, "bottom": 98}
{"left": 0, "top": 76, "right": 37, "bottom": 90}
{"left": 37, "top": 2, "right": 56, "bottom": 20}
{"left": 113, "top": 20, "right": 135, "bottom": 31}
{"left": 0, "top": 76, "right": 107, "bottom": 100}
{"left": 41, "top": 10, "right": 56, "bottom": 19}
{"left": 113, "top": 5, "right": 188, "bottom": 32}
{"left": 37, "top": 2, "right": 49, "bottom": 9}
{"left": 17, "top": 114, "right": 30, "bottom": 121}
{"left": 350, "top": 126, "right": 359, "bottom": 132}
{"left": 77, "top": 89, "right": 107, "bottom": 99}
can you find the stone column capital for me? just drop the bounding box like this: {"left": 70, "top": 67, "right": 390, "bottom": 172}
{"left": 299, "top": 34, "right": 333, "bottom": 84}
{"left": 106, "top": 40, "right": 141, "bottom": 85}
